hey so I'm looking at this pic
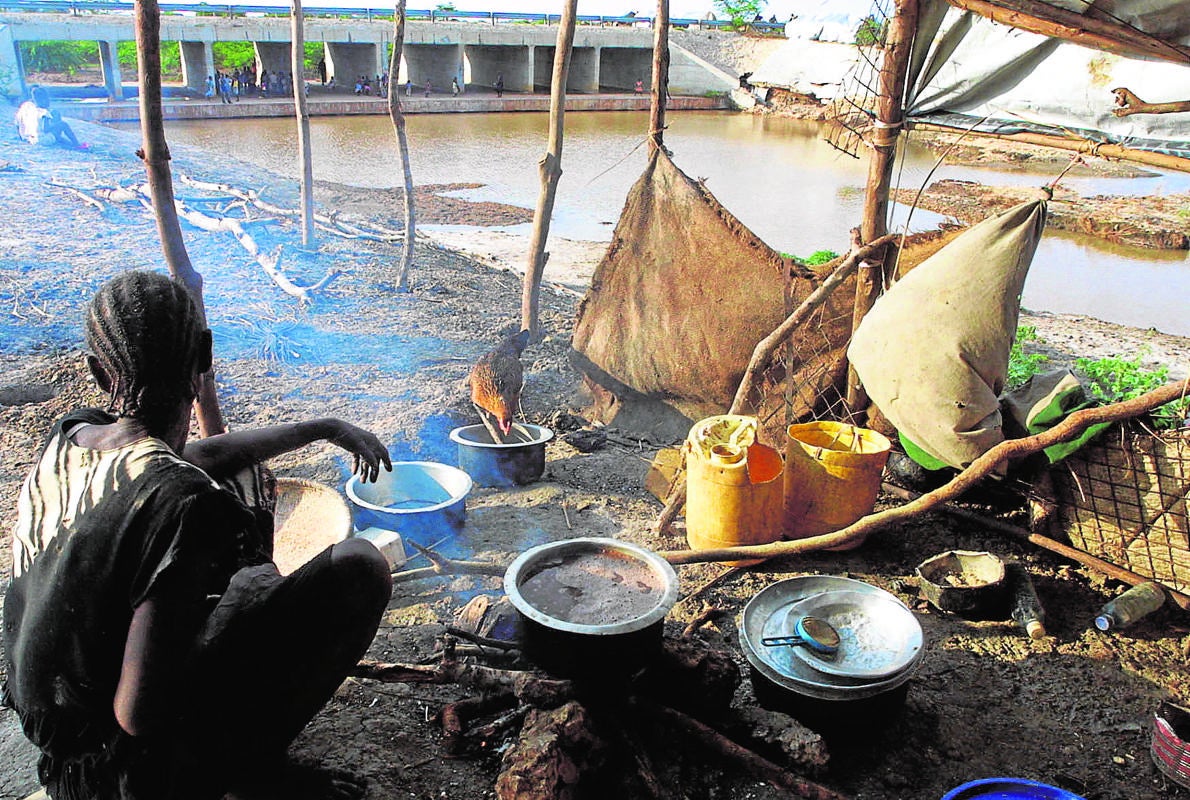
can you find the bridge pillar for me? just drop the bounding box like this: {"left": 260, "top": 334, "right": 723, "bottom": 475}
{"left": 570, "top": 46, "right": 598, "bottom": 93}
{"left": 404, "top": 43, "right": 461, "bottom": 94}
{"left": 180, "top": 41, "right": 214, "bottom": 93}
{"left": 462, "top": 44, "right": 528, "bottom": 93}
{"left": 97, "top": 39, "right": 123, "bottom": 101}
{"left": 0, "top": 24, "right": 25, "bottom": 100}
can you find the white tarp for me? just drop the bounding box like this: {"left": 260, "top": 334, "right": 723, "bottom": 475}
{"left": 907, "top": 0, "right": 1190, "bottom": 152}
{"left": 748, "top": 40, "right": 862, "bottom": 99}
{"left": 782, "top": 0, "right": 875, "bottom": 43}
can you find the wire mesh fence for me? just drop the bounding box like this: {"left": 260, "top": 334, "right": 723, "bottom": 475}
{"left": 1043, "top": 421, "right": 1190, "bottom": 592}
{"left": 823, "top": 0, "right": 893, "bottom": 160}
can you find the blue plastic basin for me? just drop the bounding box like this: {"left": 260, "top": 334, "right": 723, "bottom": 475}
{"left": 941, "top": 778, "right": 1086, "bottom": 800}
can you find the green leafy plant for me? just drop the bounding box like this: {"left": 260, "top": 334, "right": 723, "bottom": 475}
{"left": 1008, "top": 325, "right": 1049, "bottom": 388}
{"left": 804, "top": 249, "right": 838, "bottom": 266}
{"left": 854, "top": 15, "right": 887, "bottom": 46}
{"left": 1075, "top": 352, "right": 1188, "bottom": 429}
{"left": 212, "top": 42, "right": 258, "bottom": 71}
{"left": 779, "top": 249, "right": 839, "bottom": 266}
{"left": 712, "top": 0, "right": 765, "bottom": 31}
{"left": 117, "top": 41, "right": 181, "bottom": 78}
{"left": 19, "top": 41, "right": 94, "bottom": 75}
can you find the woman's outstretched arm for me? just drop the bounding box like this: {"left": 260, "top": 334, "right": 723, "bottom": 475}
{"left": 183, "top": 418, "right": 391, "bottom": 482}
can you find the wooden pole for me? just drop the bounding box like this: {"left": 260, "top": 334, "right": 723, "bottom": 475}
{"left": 291, "top": 0, "right": 315, "bottom": 246}
{"left": 909, "top": 121, "right": 1190, "bottom": 175}
{"left": 388, "top": 0, "right": 417, "bottom": 290}
{"left": 945, "top": 0, "right": 1190, "bottom": 65}
{"left": 520, "top": 0, "right": 577, "bottom": 337}
{"left": 845, "top": 0, "right": 919, "bottom": 413}
{"left": 648, "top": 0, "right": 669, "bottom": 157}
{"left": 134, "top": 0, "right": 225, "bottom": 436}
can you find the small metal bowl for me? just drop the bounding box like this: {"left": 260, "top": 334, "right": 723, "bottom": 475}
{"left": 916, "top": 550, "right": 1008, "bottom": 619}
{"left": 450, "top": 423, "right": 554, "bottom": 488}
{"left": 345, "top": 461, "right": 472, "bottom": 557}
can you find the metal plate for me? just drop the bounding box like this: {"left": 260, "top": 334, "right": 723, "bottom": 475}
{"left": 738, "top": 576, "right": 925, "bottom": 700}
{"left": 785, "top": 590, "right": 923, "bottom": 680}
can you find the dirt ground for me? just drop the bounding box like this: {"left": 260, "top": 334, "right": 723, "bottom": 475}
{"left": 1, "top": 109, "right": 1189, "bottom": 800}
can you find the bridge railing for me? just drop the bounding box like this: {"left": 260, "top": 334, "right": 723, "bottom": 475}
{"left": 0, "top": 0, "right": 787, "bottom": 34}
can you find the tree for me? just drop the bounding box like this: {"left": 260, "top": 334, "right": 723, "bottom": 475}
{"left": 520, "top": 0, "right": 577, "bottom": 336}
{"left": 387, "top": 0, "right": 417, "bottom": 291}
{"left": 712, "top": 0, "right": 764, "bottom": 30}
{"left": 291, "top": 0, "right": 315, "bottom": 246}
{"left": 134, "top": 0, "right": 224, "bottom": 436}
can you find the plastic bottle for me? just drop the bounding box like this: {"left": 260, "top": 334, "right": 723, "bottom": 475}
{"left": 1006, "top": 563, "right": 1046, "bottom": 640}
{"left": 1094, "top": 581, "right": 1165, "bottom": 631}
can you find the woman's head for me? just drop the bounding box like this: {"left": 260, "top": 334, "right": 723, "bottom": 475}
{"left": 84, "top": 271, "right": 212, "bottom": 428}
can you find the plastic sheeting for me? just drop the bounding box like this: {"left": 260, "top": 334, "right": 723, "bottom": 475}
{"left": 906, "top": 0, "right": 1190, "bottom": 157}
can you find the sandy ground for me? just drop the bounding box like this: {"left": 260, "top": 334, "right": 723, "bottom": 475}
{"left": 1, "top": 105, "right": 1189, "bottom": 800}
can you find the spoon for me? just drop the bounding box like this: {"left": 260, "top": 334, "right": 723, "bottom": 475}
{"left": 760, "top": 615, "right": 841, "bottom": 656}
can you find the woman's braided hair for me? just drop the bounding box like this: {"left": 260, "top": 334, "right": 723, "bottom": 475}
{"left": 84, "top": 271, "right": 208, "bottom": 427}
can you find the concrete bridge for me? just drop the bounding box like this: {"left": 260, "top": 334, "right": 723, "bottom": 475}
{"left": 0, "top": 9, "right": 741, "bottom": 103}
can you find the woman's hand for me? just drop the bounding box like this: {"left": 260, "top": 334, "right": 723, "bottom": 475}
{"left": 326, "top": 420, "right": 392, "bottom": 483}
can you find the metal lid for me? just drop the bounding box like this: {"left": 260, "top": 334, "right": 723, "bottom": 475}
{"left": 738, "top": 576, "right": 925, "bottom": 699}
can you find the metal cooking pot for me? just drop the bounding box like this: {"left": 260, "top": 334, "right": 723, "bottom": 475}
{"left": 503, "top": 537, "right": 679, "bottom": 679}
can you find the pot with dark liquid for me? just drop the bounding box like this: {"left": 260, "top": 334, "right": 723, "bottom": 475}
{"left": 503, "top": 538, "right": 680, "bottom": 679}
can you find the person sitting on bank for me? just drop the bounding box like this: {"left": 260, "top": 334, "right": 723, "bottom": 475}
{"left": 3, "top": 270, "right": 395, "bottom": 800}
{"left": 15, "top": 86, "right": 82, "bottom": 149}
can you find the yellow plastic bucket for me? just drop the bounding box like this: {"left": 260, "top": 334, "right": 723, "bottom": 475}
{"left": 686, "top": 440, "right": 784, "bottom": 566}
{"left": 782, "top": 421, "right": 891, "bottom": 550}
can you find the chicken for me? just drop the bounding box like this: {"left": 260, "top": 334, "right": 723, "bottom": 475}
{"left": 469, "top": 329, "right": 530, "bottom": 443}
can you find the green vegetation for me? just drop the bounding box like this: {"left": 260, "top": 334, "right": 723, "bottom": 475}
{"left": 712, "top": 0, "right": 765, "bottom": 31}
{"left": 117, "top": 41, "right": 181, "bottom": 78}
{"left": 803, "top": 249, "right": 839, "bottom": 266}
{"left": 1008, "top": 325, "right": 1049, "bottom": 388}
{"left": 19, "top": 41, "right": 93, "bottom": 76}
{"left": 1075, "top": 353, "right": 1188, "bottom": 428}
{"left": 212, "top": 42, "right": 256, "bottom": 71}
{"left": 854, "top": 15, "right": 887, "bottom": 46}
{"left": 780, "top": 249, "right": 839, "bottom": 265}
{"left": 1010, "top": 327, "right": 1186, "bottom": 428}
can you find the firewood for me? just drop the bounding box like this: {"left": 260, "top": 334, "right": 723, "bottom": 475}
{"left": 495, "top": 701, "right": 606, "bottom": 800}
{"left": 634, "top": 639, "right": 739, "bottom": 719}
{"left": 465, "top": 705, "right": 532, "bottom": 750}
{"left": 442, "top": 693, "right": 518, "bottom": 755}
{"left": 681, "top": 604, "right": 726, "bottom": 639}
{"left": 351, "top": 658, "right": 574, "bottom": 709}
{"left": 635, "top": 701, "right": 850, "bottom": 800}
{"left": 727, "top": 707, "right": 830, "bottom": 774}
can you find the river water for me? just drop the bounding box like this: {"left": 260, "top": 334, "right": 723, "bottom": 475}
{"left": 122, "top": 110, "right": 1190, "bottom": 336}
